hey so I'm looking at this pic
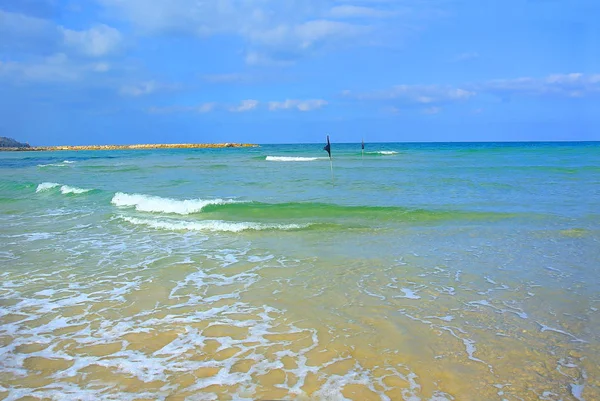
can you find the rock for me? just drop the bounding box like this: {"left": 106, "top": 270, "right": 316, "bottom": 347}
{"left": 0, "top": 136, "right": 30, "bottom": 148}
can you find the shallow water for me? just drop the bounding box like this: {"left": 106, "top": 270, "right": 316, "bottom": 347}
{"left": 1, "top": 142, "right": 599, "bottom": 400}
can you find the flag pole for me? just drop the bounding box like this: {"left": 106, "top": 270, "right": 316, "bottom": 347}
{"left": 329, "top": 156, "right": 334, "bottom": 185}
{"left": 361, "top": 138, "right": 364, "bottom": 162}
{"left": 324, "top": 135, "right": 334, "bottom": 186}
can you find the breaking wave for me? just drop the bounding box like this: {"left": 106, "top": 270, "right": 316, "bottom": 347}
{"left": 265, "top": 156, "right": 323, "bottom": 162}
{"left": 118, "top": 215, "right": 311, "bottom": 232}
{"left": 366, "top": 151, "right": 399, "bottom": 155}
{"left": 36, "top": 182, "right": 91, "bottom": 195}
{"left": 37, "top": 160, "right": 76, "bottom": 168}
{"left": 111, "top": 193, "right": 244, "bottom": 215}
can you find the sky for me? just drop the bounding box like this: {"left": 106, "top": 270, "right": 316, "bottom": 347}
{"left": 0, "top": 0, "right": 599, "bottom": 145}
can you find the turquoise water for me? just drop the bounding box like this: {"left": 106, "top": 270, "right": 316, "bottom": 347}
{"left": 1, "top": 142, "right": 599, "bottom": 400}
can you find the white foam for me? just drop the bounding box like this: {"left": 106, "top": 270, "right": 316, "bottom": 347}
{"left": 36, "top": 182, "right": 90, "bottom": 194}
{"left": 265, "top": 156, "right": 321, "bottom": 162}
{"left": 37, "top": 160, "right": 75, "bottom": 167}
{"left": 367, "top": 151, "right": 398, "bottom": 155}
{"left": 60, "top": 185, "right": 90, "bottom": 194}
{"left": 119, "top": 215, "right": 309, "bottom": 233}
{"left": 112, "top": 192, "right": 240, "bottom": 215}
{"left": 36, "top": 182, "right": 60, "bottom": 192}
{"left": 536, "top": 322, "right": 587, "bottom": 343}
{"left": 395, "top": 288, "right": 421, "bottom": 299}
{"left": 37, "top": 163, "right": 68, "bottom": 167}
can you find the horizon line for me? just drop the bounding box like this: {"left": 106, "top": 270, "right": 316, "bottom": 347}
{"left": 17, "top": 139, "right": 600, "bottom": 147}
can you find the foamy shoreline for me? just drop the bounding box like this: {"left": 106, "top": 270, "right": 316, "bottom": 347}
{"left": 0, "top": 143, "right": 258, "bottom": 151}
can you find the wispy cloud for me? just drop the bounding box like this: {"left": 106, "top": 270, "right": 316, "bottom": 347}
{"left": 268, "top": 99, "right": 328, "bottom": 111}
{"left": 61, "top": 24, "right": 122, "bottom": 57}
{"left": 229, "top": 99, "right": 260, "bottom": 112}
{"left": 1, "top": 9, "right": 122, "bottom": 58}
{"left": 119, "top": 81, "right": 179, "bottom": 97}
{"left": 480, "top": 73, "right": 600, "bottom": 98}
{"left": 202, "top": 73, "right": 252, "bottom": 84}
{"left": 0, "top": 53, "right": 110, "bottom": 83}
{"left": 345, "top": 84, "right": 475, "bottom": 104}
{"left": 98, "top": 0, "right": 433, "bottom": 64}
{"left": 329, "top": 5, "right": 393, "bottom": 18}
{"left": 147, "top": 99, "right": 328, "bottom": 113}
{"left": 423, "top": 106, "right": 441, "bottom": 114}
{"left": 450, "top": 52, "right": 479, "bottom": 62}
{"left": 0, "top": 9, "right": 62, "bottom": 53}
{"left": 382, "top": 106, "right": 401, "bottom": 115}
{"left": 148, "top": 103, "right": 216, "bottom": 114}
{"left": 343, "top": 73, "right": 600, "bottom": 110}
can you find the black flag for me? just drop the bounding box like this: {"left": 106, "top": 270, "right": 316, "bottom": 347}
{"left": 323, "top": 135, "right": 331, "bottom": 158}
{"left": 361, "top": 138, "right": 364, "bottom": 150}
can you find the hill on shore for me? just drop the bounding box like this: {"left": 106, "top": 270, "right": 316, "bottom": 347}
{"left": 0, "top": 137, "right": 30, "bottom": 148}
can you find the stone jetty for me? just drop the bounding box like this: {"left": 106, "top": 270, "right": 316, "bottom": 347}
{"left": 0, "top": 143, "right": 258, "bottom": 152}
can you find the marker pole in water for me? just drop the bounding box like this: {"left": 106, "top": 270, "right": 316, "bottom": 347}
{"left": 361, "top": 138, "right": 364, "bottom": 161}
{"left": 323, "top": 135, "right": 334, "bottom": 185}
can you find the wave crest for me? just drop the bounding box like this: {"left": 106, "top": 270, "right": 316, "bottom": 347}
{"left": 366, "top": 151, "right": 398, "bottom": 155}
{"left": 111, "top": 193, "right": 242, "bottom": 215}
{"left": 37, "top": 160, "right": 76, "bottom": 168}
{"left": 265, "top": 156, "right": 321, "bottom": 162}
{"left": 36, "top": 182, "right": 91, "bottom": 194}
{"left": 36, "top": 182, "right": 60, "bottom": 192}
{"left": 118, "top": 216, "right": 310, "bottom": 232}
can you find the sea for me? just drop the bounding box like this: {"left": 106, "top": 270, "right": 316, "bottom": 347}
{"left": 0, "top": 142, "right": 598, "bottom": 401}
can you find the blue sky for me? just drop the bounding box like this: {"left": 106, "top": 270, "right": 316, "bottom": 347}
{"left": 0, "top": 0, "right": 599, "bottom": 145}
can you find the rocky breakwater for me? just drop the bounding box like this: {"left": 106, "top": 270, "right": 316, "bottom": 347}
{"left": 2, "top": 143, "right": 258, "bottom": 151}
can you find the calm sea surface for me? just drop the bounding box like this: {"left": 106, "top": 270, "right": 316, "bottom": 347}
{"left": 1, "top": 142, "right": 599, "bottom": 400}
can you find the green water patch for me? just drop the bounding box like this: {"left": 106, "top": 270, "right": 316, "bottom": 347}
{"left": 200, "top": 201, "right": 519, "bottom": 224}
{"left": 208, "top": 164, "right": 229, "bottom": 169}
{"left": 0, "top": 180, "right": 37, "bottom": 192}
{"left": 79, "top": 165, "right": 142, "bottom": 173}
{"left": 559, "top": 228, "right": 591, "bottom": 238}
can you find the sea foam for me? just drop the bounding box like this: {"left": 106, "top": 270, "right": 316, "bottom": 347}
{"left": 36, "top": 182, "right": 60, "bottom": 192}
{"left": 36, "top": 182, "right": 91, "bottom": 194}
{"left": 111, "top": 193, "right": 241, "bottom": 215}
{"left": 119, "top": 216, "right": 309, "bottom": 232}
{"left": 367, "top": 151, "right": 398, "bottom": 155}
{"left": 265, "top": 156, "right": 321, "bottom": 162}
{"left": 37, "top": 160, "right": 76, "bottom": 167}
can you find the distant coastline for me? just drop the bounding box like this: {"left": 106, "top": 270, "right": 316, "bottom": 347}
{"left": 0, "top": 143, "right": 259, "bottom": 152}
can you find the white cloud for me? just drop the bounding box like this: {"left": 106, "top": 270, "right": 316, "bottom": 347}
{"left": 0, "top": 10, "right": 122, "bottom": 58}
{"left": 382, "top": 106, "right": 401, "bottom": 115}
{"left": 198, "top": 102, "right": 216, "bottom": 113}
{"left": 481, "top": 73, "right": 600, "bottom": 98}
{"left": 244, "top": 19, "right": 367, "bottom": 54}
{"left": 148, "top": 102, "right": 216, "bottom": 114}
{"left": 244, "top": 52, "right": 296, "bottom": 66}
{"left": 61, "top": 24, "right": 122, "bottom": 57}
{"left": 423, "top": 106, "right": 441, "bottom": 114}
{"left": 0, "top": 53, "right": 108, "bottom": 83}
{"left": 268, "top": 99, "right": 328, "bottom": 111}
{"left": 330, "top": 5, "right": 393, "bottom": 18}
{"left": 229, "top": 99, "right": 259, "bottom": 112}
{"left": 342, "top": 73, "right": 600, "bottom": 114}
{"left": 119, "top": 81, "right": 178, "bottom": 97}
{"left": 147, "top": 98, "right": 327, "bottom": 113}
{"left": 202, "top": 73, "right": 250, "bottom": 83}
{"left": 98, "top": 0, "right": 422, "bottom": 63}
{"left": 346, "top": 84, "right": 476, "bottom": 104}
{"left": 0, "top": 9, "right": 61, "bottom": 52}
